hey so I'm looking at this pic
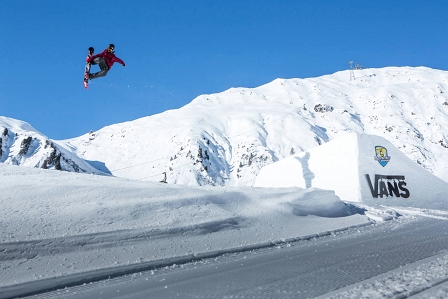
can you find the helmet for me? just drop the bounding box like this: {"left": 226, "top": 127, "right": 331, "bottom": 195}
{"left": 107, "top": 44, "right": 115, "bottom": 53}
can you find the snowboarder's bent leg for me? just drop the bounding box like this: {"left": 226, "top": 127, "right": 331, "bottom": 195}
{"left": 89, "top": 57, "right": 109, "bottom": 80}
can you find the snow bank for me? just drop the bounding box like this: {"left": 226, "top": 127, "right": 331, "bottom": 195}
{"left": 0, "top": 163, "right": 369, "bottom": 291}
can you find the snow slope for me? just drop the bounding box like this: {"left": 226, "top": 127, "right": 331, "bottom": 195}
{"left": 63, "top": 67, "right": 448, "bottom": 186}
{"left": 0, "top": 117, "right": 104, "bottom": 175}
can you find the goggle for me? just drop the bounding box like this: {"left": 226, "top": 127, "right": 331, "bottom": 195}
{"left": 107, "top": 47, "right": 115, "bottom": 53}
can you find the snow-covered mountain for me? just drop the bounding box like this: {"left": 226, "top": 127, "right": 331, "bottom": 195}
{"left": 0, "top": 117, "right": 105, "bottom": 175}
{"left": 2, "top": 67, "right": 447, "bottom": 186}
{"left": 61, "top": 66, "right": 448, "bottom": 186}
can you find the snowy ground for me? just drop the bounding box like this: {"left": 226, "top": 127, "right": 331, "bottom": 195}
{"left": 8, "top": 216, "right": 448, "bottom": 299}
{"left": 1, "top": 131, "right": 447, "bottom": 298}
{"left": 0, "top": 163, "right": 371, "bottom": 297}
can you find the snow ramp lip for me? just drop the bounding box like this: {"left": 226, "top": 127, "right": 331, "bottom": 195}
{"left": 0, "top": 222, "right": 371, "bottom": 299}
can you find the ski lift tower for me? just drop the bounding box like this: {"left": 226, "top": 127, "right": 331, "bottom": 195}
{"left": 349, "top": 61, "right": 355, "bottom": 81}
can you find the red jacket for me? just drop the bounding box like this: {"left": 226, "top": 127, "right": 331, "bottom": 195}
{"left": 88, "top": 49, "right": 125, "bottom": 69}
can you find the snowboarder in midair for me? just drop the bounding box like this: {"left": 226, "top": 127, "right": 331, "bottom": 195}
{"left": 84, "top": 44, "right": 125, "bottom": 81}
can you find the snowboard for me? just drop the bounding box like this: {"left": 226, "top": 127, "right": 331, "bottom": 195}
{"left": 83, "top": 47, "right": 94, "bottom": 90}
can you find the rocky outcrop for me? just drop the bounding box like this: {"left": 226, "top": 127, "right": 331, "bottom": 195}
{"left": 0, "top": 117, "right": 105, "bottom": 175}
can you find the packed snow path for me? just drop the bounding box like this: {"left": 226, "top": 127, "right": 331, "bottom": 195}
{"left": 23, "top": 217, "right": 448, "bottom": 299}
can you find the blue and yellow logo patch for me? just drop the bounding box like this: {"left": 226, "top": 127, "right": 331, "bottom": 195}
{"left": 374, "top": 146, "right": 391, "bottom": 167}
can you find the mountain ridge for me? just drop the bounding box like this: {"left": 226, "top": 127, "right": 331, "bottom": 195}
{"left": 64, "top": 66, "right": 448, "bottom": 186}
{"left": 0, "top": 117, "right": 105, "bottom": 175}
{"left": 2, "top": 66, "right": 448, "bottom": 186}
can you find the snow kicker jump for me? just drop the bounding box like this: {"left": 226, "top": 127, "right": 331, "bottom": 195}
{"left": 255, "top": 133, "right": 448, "bottom": 210}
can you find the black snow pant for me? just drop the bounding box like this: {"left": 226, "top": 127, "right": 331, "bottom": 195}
{"left": 89, "top": 57, "right": 109, "bottom": 80}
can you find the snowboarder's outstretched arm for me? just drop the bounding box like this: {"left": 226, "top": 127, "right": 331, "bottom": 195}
{"left": 112, "top": 56, "right": 125, "bottom": 66}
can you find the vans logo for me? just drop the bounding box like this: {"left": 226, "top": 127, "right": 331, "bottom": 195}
{"left": 365, "top": 174, "right": 410, "bottom": 198}
{"left": 374, "top": 146, "right": 391, "bottom": 167}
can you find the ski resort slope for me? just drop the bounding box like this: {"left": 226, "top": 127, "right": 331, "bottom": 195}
{"left": 1, "top": 66, "right": 448, "bottom": 297}
{"left": 62, "top": 67, "right": 448, "bottom": 187}
{"left": 0, "top": 133, "right": 448, "bottom": 298}
{"left": 1, "top": 130, "right": 448, "bottom": 297}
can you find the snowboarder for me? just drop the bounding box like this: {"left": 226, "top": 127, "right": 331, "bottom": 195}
{"left": 84, "top": 44, "right": 125, "bottom": 82}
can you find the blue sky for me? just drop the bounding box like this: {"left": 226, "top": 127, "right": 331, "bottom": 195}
{"left": 2, "top": 0, "right": 448, "bottom": 139}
